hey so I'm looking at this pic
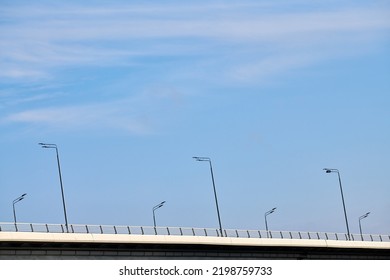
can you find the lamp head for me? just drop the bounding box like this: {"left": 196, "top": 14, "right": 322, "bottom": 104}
{"left": 13, "top": 193, "right": 27, "bottom": 204}
{"left": 153, "top": 201, "right": 166, "bottom": 210}
{"left": 193, "top": 156, "right": 210, "bottom": 162}
{"left": 265, "top": 207, "right": 277, "bottom": 215}
{"left": 39, "top": 142, "right": 56, "bottom": 148}
{"left": 359, "top": 212, "right": 371, "bottom": 220}
{"left": 323, "top": 168, "right": 339, "bottom": 173}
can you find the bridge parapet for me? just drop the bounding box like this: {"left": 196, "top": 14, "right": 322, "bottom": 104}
{"left": 1, "top": 222, "right": 389, "bottom": 242}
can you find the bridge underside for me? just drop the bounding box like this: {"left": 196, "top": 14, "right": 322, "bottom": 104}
{"left": 1, "top": 241, "right": 389, "bottom": 260}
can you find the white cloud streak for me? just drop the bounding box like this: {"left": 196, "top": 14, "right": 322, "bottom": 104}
{"left": 2, "top": 8, "right": 388, "bottom": 42}
{"left": 1, "top": 86, "right": 185, "bottom": 133}
{"left": 2, "top": 100, "right": 152, "bottom": 135}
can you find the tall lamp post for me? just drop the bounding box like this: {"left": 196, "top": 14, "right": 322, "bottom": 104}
{"left": 323, "top": 168, "right": 350, "bottom": 240}
{"left": 265, "top": 207, "right": 276, "bottom": 238}
{"left": 152, "top": 201, "right": 166, "bottom": 228}
{"left": 39, "top": 143, "right": 69, "bottom": 233}
{"left": 359, "top": 212, "right": 370, "bottom": 241}
{"left": 193, "top": 156, "right": 223, "bottom": 237}
{"left": 13, "top": 193, "right": 27, "bottom": 224}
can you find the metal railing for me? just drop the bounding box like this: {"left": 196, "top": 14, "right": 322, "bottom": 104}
{"left": 0, "top": 222, "right": 389, "bottom": 242}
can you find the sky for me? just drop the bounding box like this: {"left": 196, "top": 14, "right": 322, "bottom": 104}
{"left": 1, "top": 0, "right": 389, "bottom": 236}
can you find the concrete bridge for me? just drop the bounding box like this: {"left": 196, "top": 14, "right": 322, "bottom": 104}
{"left": 1, "top": 223, "right": 389, "bottom": 259}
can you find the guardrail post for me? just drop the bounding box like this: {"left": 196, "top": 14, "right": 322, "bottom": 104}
{"left": 167, "top": 227, "right": 170, "bottom": 235}
{"left": 192, "top": 228, "right": 195, "bottom": 236}
{"left": 204, "top": 229, "right": 207, "bottom": 236}
{"left": 247, "top": 230, "right": 250, "bottom": 238}
{"left": 325, "top": 233, "right": 328, "bottom": 240}
{"left": 100, "top": 225, "right": 103, "bottom": 234}
{"left": 280, "top": 231, "right": 283, "bottom": 239}
{"left": 269, "top": 231, "right": 273, "bottom": 238}
{"left": 335, "top": 233, "right": 339, "bottom": 240}
{"left": 114, "top": 226, "right": 117, "bottom": 234}
{"left": 308, "top": 232, "right": 311, "bottom": 239}
{"left": 258, "top": 231, "right": 262, "bottom": 238}
{"left": 127, "top": 226, "right": 131, "bottom": 235}
{"left": 236, "top": 230, "right": 239, "bottom": 238}
{"left": 71, "top": 225, "right": 74, "bottom": 233}
{"left": 179, "top": 227, "right": 183, "bottom": 236}
{"left": 45, "top": 224, "right": 49, "bottom": 233}
{"left": 380, "top": 235, "right": 383, "bottom": 242}
{"left": 141, "top": 227, "right": 144, "bottom": 235}
{"left": 216, "top": 229, "right": 219, "bottom": 237}
{"left": 316, "top": 232, "right": 320, "bottom": 239}
{"left": 30, "top": 224, "right": 34, "bottom": 232}
{"left": 85, "top": 225, "right": 89, "bottom": 234}
{"left": 298, "top": 232, "right": 302, "bottom": 239}
{"left": 289, "top": 232, "right": 293, "bottom": 239}
{"left": 154, "top": 227, "right": 157, "bottom": 235}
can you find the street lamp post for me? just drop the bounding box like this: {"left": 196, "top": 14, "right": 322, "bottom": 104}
{"left": 13, "top": 193, "right": 27, "bottom": 225}
{"left": 193, "top": 157, "right": 223, "bottom": 237}
{"left": 359, "top": 212, "right": 370, "bottom": 241}
{"left": 153, "top": 201, "right": 166, "bottom": 230}
{"left": 323, "top": 168, "right": 350, "bottom": 240}
{"left": 265, "top": 207, "right": 276, "bottom": 238}
{"left": 39, "top": 143, "right": 69, "bottom": 233}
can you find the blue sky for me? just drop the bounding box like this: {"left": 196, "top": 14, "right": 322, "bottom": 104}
{"left": 1, "top": 0, "right": 389, "bottom": 235}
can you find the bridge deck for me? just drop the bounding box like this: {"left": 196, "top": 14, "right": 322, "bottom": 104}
{"left": 1, "top": 231, "right": 389, "bottom": 259}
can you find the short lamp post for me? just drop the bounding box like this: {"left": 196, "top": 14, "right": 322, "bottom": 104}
{"left": 153, "top": 201, "right": 166, "bottom": 228}
{"left": 359, "top": 212, "right": 370, "bottom": 241}
{"left": 13, "top": 193, "right": 27, "bottom": 224}
{"left": 265, "top": 207, "right": 276, "bottom": 238}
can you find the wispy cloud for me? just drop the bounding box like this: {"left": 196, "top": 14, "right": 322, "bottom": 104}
{"left": 1, "top": 85, "right": 186, "bottom": 134}
{"left": 229, "top": 53, "right": 318, "bottom": 83}
{"left": 1, "top": 1, "right": 389, "bottom": 133}
{"left": 1, "top": 3, "right": 388, "bottom": 81}
{"left": 2, "top": 100, "right": 152, "bottom": 134}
